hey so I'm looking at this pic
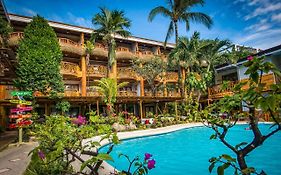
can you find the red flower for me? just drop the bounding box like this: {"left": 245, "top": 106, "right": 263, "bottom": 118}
{"left": 145, "top": 153, "right": 152, "bottom": 160}
{"left": 247, "top": 56, "right": 253, "bottom": 61}
{"left": 147, "top": 159, "right": 156, "bottom": 170}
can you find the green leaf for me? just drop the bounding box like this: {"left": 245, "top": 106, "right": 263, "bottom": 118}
{"left": 96, "top": 153, "right": 114, "bottom": 161}
{"left": 210, "top": 134, "right": 217, "bottom": 140}
{"left": 209, "top": 162, "right": 215, "bottom": 173}
{"left": 217, "top": 165, "right": 224, "bottom": 175}
{"left": 221, "top": 154, "right": 236, "bottom": 162}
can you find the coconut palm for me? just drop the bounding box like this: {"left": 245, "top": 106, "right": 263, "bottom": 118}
{"left": 92, "top": 8, "right": 131, "bottom": 78}
{"left": 94, "top": 78, "right": 128, "bottom": 116}
{"left": 148, "top": 0, "right": 213, "bottom": 45}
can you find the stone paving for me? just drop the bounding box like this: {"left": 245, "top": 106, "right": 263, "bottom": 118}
{"left": 0, "top": 142, "right": 37, "bottom": 175}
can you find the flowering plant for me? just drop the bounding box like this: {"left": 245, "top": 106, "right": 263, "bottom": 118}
{"left": 118, "top": 153, "right": 156, "bottom": 175}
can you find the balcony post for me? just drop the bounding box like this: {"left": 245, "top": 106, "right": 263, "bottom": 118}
{"left": 81, "top": 56, "right": 87, "bottom": 96}
{"left": 96, "top": 100, "right": 100, "bottom": 116}
{"left": 139, "top": 100, "right": 143, "bottom": 119}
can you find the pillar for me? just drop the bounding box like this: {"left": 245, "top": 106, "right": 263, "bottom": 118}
{"left": 140, "top": 79, "right": 144, "bottom": 96}
{"left": 44, "top": 103, "right": 48, "bottom": 116}
{"left": 96, "top": 100, "right": 100, "bottom": 116}
{"left": 81, "top": 56, "right": 87, "bottom": 96}
{"left": 175, "top": 101, "right": 178, "bottom": 118}
{"left": 139, "top": 100, "right": 143, "bottom": 119}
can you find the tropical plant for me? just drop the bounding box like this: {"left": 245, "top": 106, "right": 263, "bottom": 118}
{"left": 0, "top": 17, "right": 12, "bottom": 47}
{"left": 132, "top": 57, "right": 166, "bottom": 96}
{"left": 85, "top": 40, "right": 95, "bottom": 66}
{"left": 93, "top": 78, "right": 128, "bottom": 116}
{"left": 148, "top": 0, "right": 213, "bottom": 45}
{"left": 26, "top": 115, "right": 118, "bottom": 175}
{"left": 15, "top": 15, "right": 64, "bottom": 97}
{"left": 92, "top": 8, "right": 131, "bottom": 77}
{"left": 202, "top": 56, "right": 281, "bottom": 175}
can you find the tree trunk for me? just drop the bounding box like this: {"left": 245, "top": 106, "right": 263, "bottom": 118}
{"left": 237, "top": 152, "right": 248, "bottom": 174}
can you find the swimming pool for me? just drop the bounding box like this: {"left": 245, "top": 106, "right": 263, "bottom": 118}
{"left": 100, "top": 124, "right": 281, "bottom": 175}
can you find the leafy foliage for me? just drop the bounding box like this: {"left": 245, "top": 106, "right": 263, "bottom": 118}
{"left": 92, "top": 7, "right": 131, "bottom": 71}
{"left": 15, "top": 16, "right": 64, "bottom": 97}
{"left": 132, "top": 57, "right": 166, "bottom": 96}
{"left": 0, "top": 17, "right": 13, "bottom": 47}
{"left": 203, "top": 56, "right": 281, "bottom": 174}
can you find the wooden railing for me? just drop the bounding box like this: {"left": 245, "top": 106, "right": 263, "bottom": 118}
{"left": 118, "top": 90, "right": 137, "bottom": 97}
{"left": 138, "top": 51, "right": 155, "bottom": 61}
{"left": 87, "top": 65, "right": 107, "bottom": 77}
{"left": 117, "top": 67, "right": 138, "bottom": 79}
{"left": 92, "top": 43, "right": 107, "bottom": 57}
{"left": 58, "top": 38, "right": 83, "bottom": 55}
{"left": 60, "top": 61, "right": 81, "bottom": 77}
{"left": 64, "top": 90, "right": 80, "bottom": 97}
{"left": 8, "top": 32, "right": 24, "bottom": 46}
{"left": 166, "top": 72, "right": 178, "bottom": 82}
{"left": 0, "top": 85, "right": 16, "bottom": 100}
{"left": 116, "top": 47, "right": 135, "bottom": 60}
{"left": 208, "top": 73, "right": 277, "bottom": 99}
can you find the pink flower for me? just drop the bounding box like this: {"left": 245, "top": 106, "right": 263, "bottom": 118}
{"left": 123, "top": 111, "right": 128, "bottom": 115}
{"left": 72, "top": 115, "right": 87, "bottom": 125}
{"left": 145, "top": 153, "right": 152, "bottom": 160}
{"left": 147, "top": 159, "right": 156, "bottom": 170}
{"left": 247, "top": 56, "right": 253, "bottom": 61}
{"left": 38, "top": 150, "right": 45, "bottom": 160}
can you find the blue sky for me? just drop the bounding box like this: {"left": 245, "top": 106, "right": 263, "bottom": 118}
{"left": 4, "top": 0, "right": 281, "bottom": 49}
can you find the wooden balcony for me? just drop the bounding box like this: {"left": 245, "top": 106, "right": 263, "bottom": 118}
{"left": 117, "top": 67, "right": 138, "bottom": 80}
{"left": 64, "top": 90, "right": 80, "bottom": 97}
{"left": 58, "top": 38, "right": 83, "bottom": 56}
{"left": 60, "top": 61, "right": 81, "bottom": 77}
{"left": 116, "top": 47, "right": 135, "bottom": 60}
{"left": 87, "top": 65, "right": 107, "bottom": 78}
{"left": 92, "top": 43, "right": 107, "bottom": 58}
{"left": 138, "top": 51, "right": 155, "bottom": 61}
{"left": 166, "top": 72, "right": 178, "bottom": 82}
{"left": 87, "top": 91, "right": 101, "bottom": 97}
{"left": 7, "top": 32, "right": 23, "bottom": 47}
{"left": 208, "top": 73, "right": 276, "bottom": 99}
{"left": 118, "top": 90, "right": 137, "bottom": 97}
{"left": 167, "top": 91, "right": 181, "bottom": 97}
{"left": 0, "top": 85, "right": 16, "bottom": 100}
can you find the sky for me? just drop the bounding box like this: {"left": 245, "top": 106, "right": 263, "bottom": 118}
{"left": 3, "top": 0, "right": 281, "bottom": 50}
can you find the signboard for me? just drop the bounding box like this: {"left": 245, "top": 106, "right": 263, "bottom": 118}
{"left": 9, "top": 100, "right": 32, "bottom": 105}
{"left": 10, "top": 91, "right": 32, "bottom": 96}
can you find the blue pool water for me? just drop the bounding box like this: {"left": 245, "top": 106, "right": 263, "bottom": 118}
{"left": 100, "top": 124, "right": 281, "bottom": 175}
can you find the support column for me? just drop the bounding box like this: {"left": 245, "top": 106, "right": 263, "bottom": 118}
{"left": 175, "top": 101, "right": 178, "bottom": 118}
{"left": 81, "top": 56, "right": 87, "bottom": 96}
{"left": 139, "top": 100, "right": 143, "bottom": 119}
{"left": 44, "top": 103, "right": 48, "bottom": 116}
{"left": 96, "top": 100, "right": 100, "bottom": 116}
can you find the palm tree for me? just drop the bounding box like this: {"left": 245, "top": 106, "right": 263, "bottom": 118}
{"left": 148, "top": 0, "right": 213, "bottom": 45}
{"left": 94, "top": 78, "right": 128, "bottom": 116}
{"left": 92, "top": 8, "right": 131, "bottom": 78}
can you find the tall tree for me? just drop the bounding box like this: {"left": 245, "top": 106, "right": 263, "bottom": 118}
{"left": 0, "top": 17, "right": 12, "bottom": 48}
{"left": 92, "top": 8, "right": 131, "bottom": 78}
{"left": 148, "top": 0, "right": 213, "bottom": 97}
{"left": 132, "top": 57, "right": 167, "bottom": 96}
{"left": 15, "top": 15, "right": 64, "bottom": 97}
{"left": 148, "top": 0, "right": 213, "bottom": 45}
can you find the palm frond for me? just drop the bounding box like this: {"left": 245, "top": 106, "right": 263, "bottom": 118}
{"left": 183, "top": 12, "right": 213, "bottom": 29}
{"left": 148, "top": 6, "right": 172, "bottom": 22}
{"left": 164, "top": 21, "right": 174, "bottom": 46}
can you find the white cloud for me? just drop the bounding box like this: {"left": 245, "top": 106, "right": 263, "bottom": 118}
{"left": 244, "top": 2, "right": 281, "bottom": 20}
{"left": 272, "top": 13, "right": 281, "bottom": 22}
{"left": 244, "top": 19, "right": 271, "bottom": 32}
{"left": 235, "top": 29, "right": 281, "bottom": 49}
{"left": 22, "top": 8, "right": 36, "bottom": 17}
{"left": 66, "top": 12, "right": 92, "bottom": 28}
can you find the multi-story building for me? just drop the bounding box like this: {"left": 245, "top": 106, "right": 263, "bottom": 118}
{"left": 0, "top": 1, "right": 183, "bottom": 128}
{"left": 208, "top": 44, "right": 281, "bottom": 103}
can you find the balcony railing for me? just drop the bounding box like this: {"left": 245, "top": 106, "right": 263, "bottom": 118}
{"left": 87, "top": 65, "right": 107, "bottom": 77}
{"left": 118, "top": 90, "right": 137, "bottom": 97}
{"left": 58, "top": 38, "right": 83, "bottom": 55}
{"left": 7, "top": 32, "right": 23, "bottom": 47}
{"left": 92, "top": 43, "right": 107, "bottom": 58}
{"left": 208, "top": 73, "right": 277, "bottom": 99}
{"left": 0, "top": 85, "right": 16, "bottom": 100}
{"left": 116, "top": 47, "right": 135, "bottom": 60}
{"left": 117, "top": 67, "right": 138, "bottom": 80}
{"left": 64, "top": 90, "right": 80, "bottom": 97}
{"left": 138, "top": 51, "right": 155, "bottom": 61}
{"left": 166, "top": 72, "right": 178, "bottom": 82}
{"left": 60, "top": 61, "right": 81, "bottom": 77}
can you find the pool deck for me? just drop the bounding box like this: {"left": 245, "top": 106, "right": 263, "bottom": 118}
{"left": 83, "top": 123, "right": 204, "bottom": 175}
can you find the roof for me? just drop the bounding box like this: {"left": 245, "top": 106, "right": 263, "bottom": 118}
{"left": 8, "top": 13, "right": 176, "bottom": 48}
{"left": 0, "top": 0, "right": 9, "bottom": 22}
{"left": 216, "top": 44, "right": 281, "bottom": 71}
